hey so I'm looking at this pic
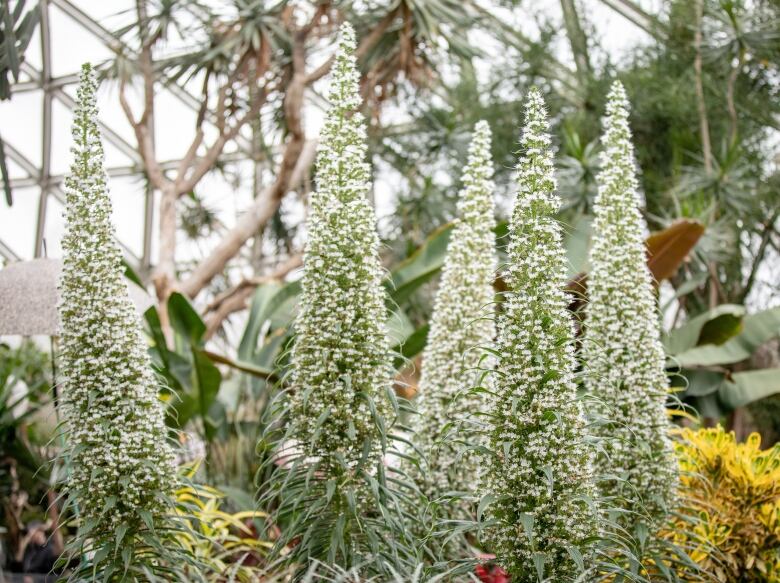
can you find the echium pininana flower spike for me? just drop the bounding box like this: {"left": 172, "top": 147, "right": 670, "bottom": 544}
{"left": 58, "top": 64, "right": 175, "bottom": 550}
{"left": 583, "top": 81, "right": 677, "bottom": 528}
{"left": 409, "top": 120, "right": 497, "bottom": 520}
{"left": 269, "top": 24, "right": 412, "bottom": 574}
{"left": 483, "top": 88, "right": 599, "bottom": 581}
{"left": 289, "top": 21, "right": 389, "bottom": 476}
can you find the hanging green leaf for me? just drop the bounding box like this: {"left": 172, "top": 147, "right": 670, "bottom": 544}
{"left": 672, "top": 307, "right": 780, "bottom": 367}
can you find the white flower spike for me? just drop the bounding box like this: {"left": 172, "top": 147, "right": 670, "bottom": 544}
{"left": 262, "top": 24, "right": 416, "bottom": 576}
{"left": 58, "top": 63, "right": 175, "bottom": 550}
{"left": 288, "top": 22, "right": 391, "bottom": 472}
{"left": 410, "top": 120, "right": 497, "bottom": 522}
{"left": 583, "top": 80, "right": 677, "bottom": 528}
{"left": 484, "top": 88, "right": 599, "bottom": 581}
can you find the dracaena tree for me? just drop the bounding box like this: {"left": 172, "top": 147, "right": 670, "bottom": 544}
{"left": 482, "top": 88, "right": 599, "bottom": 582}
{"left": 257, "top": 24, "right": 418, "bottom": 577}
{"left": 582, "top": 81, "right": 677, "bottom": 531}
{"left": 407, "top": 120, "right": 496, "bottom": 538}
{"left": 57, "top": 64, "right": 194, "bottom": 580}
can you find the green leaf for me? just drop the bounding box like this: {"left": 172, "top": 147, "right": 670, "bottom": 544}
{"left": 191, "top": 348, "right": 222, "bottom": 440}
{"left": 138, "top": 509, "right": 154, "bottom": 532}
{"left": 167, "top": 292, "right": 206, "bottom": 346}
{"left": 533, "top": 552, "right": 546, "bottom": 581}
{"left": 121, "top": 257, "right": 144, "bottom": 287}
{"left": 518, "top": 512, "right": 535, "bottom": 543}
{"left": 116, "top": 523, "right": 129, "bottom": 546}
{"left": 566, "top": 545, "right": 584, "bottom": 571}
{"left": 168, "top": 348, "right": 221, "bottom": 431}
{"left": 672, "top": 306, "right": 780, "bottom": 367}
{"left": 92, "top": 544, "right": 110, "bottom": 567}
{"left": 564, "top": 213, "right": 592, "bottom": 277}
{"left": 477, "top": 493, "right": 495, "bottom": 522}
{"left": 238, "top": 281, "right": 283, "bottom": 360}
{"left": 391, "top": 324, "right": 429, "bottom": 369}
{"left": 386, "top": 222, "right": 453, "bottom": 305}
{"left": 698, "top": 312, "right": 744, "bottom": 346}
{"left": 144, "top": 305, "right": 170, "bottom": 361}
{"left": 675, "top": 369, "right": 724, "bottom": 397}
{"left": 718, "top": 368, "right": 780, "bottom": 410}
{"left": 664, "top": 304, "right": 745, "bottom": 355}
{"left": 0, "top": 133, "right": 12, "bottom": 205}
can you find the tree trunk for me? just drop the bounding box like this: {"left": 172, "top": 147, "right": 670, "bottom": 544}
{"left": 153, "top": 184, "right": 178, "bottom": 335}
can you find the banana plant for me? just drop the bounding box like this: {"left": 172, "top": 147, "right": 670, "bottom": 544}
{"left": 664, "top": 304, "right": 780, "bottom": 418}
{"left": 145, "top": 292, "right": 276, "bottom": 444}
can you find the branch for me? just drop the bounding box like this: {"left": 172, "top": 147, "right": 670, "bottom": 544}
{"left": 176, "top": 10, "right": 399, "bottom": 299}
{"left": 175, "top": 71, "right": 268, "bottom": 196}
{"left": 739, "top": 210, "right": 779, "bottom": 303}
{"left": 726, "top": 49, "right": 744, "bottom": 147}
{"left": 178, "top": 28, "right": 314, "bottom": 300}
{"left": 176, "top": 103, "right": 260, "bottom": 196}
{"left": 305, "top": 9, "right": 398, "bottom": 84}
{"left": 119, "top": 78, "right": 169, "bottom": 190}
{"left": 136, "top": 0, "right": 155, "bottom": 127}
{"left": 693, "top": 0, "right": 713, "bottom": 174}
{"left": 203, "top": 254, "right": 303, "bottom": 339}
{"left": 179, "top": 139, "right": 317, "bottom": 300}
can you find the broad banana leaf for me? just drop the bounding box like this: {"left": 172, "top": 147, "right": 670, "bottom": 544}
{"left": 684, "top": 368, "right": 780, "bottom": 418}
{"left": 387, "top": 222, "right": 453, "bottom": 306}
{"left": 719, "top": 368, "right": 780, "bottom": 410}
{"left": 564, "top": 213, "right": 592, "bottom": 277}
{"left": 663, "top": 304, "right": 746, "bottom": 356}
{"left": 671, "top": 306, "right": 780, "bottom": 368}
{"left": 238, "top": 281, "right": 284, "bottom": 361}
{"left": 165, "top": 293, "right": 222, "bottom": 435}
{"left": 645, "top": 219, "right": 705, "bottom": 281}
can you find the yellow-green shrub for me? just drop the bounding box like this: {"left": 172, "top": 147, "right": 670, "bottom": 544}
{"left": 671, "top": 426, "right": 780, "bottom": 582}
{"left": 175, "top": 464, "right": 271, "bottom": 581}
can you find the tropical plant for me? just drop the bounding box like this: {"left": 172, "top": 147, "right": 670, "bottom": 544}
{"left": 56, "top": 63, "right": 196, "bottom": 581}
{"left": 482, "top": 88, "right": 599, "bottom": 581}
{"left": 668, "top": 426, "right": 780, "bottom": 582}
{"left": 0, "top": 0, "right": 37, "bottom": 101}
{"left": 0, "top": 340, "right": 58, "bottom": 570}
{"left": 257, "top": 24, "right": 419, "bottom": 578}
{"left": 665, "top": 303, "right": 780, "bottom": 419}
{"left": 0, "top": 0, "right": 40, "bottom": 205}
{"left": 582, "top": 81, "right": 678, "bottom": 531}
{"left": 406, "top": 119, "right": 497, "bottom": 549}
{"left": 175, "top": 463, "right": 270, "bottom": 582}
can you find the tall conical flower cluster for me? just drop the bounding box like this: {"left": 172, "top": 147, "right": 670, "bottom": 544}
{"left": 582, "top": 81, "right": 677, "bottom": 527}
{"left": 58, "top": 64, "right": 175, "bottom": 564}
{"left": 287, "top": 21, "right": 390, "bottom": 479}
{"left": 263, "top": 24, "right": 413, "bottom": 574}
{"left": 411, "top": 120, "right": 496, "bottom": 518}
{"left": 483, "top": 88, "right": 599, "bottom": 581}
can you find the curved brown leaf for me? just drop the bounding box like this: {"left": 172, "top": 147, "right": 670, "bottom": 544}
{"left": 645, "top": 219, "right": 705, "bottom": 281}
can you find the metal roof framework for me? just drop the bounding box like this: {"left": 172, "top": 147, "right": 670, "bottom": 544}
{"left": 0, "top": 0, "right": 663, "bottom": 268}
{"left": 1, "top": 0, "right": 254, "bottom": 271}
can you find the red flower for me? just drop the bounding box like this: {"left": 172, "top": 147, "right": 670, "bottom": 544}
{"left": 475, "top": 563, "right": 511, "bottom": 583}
